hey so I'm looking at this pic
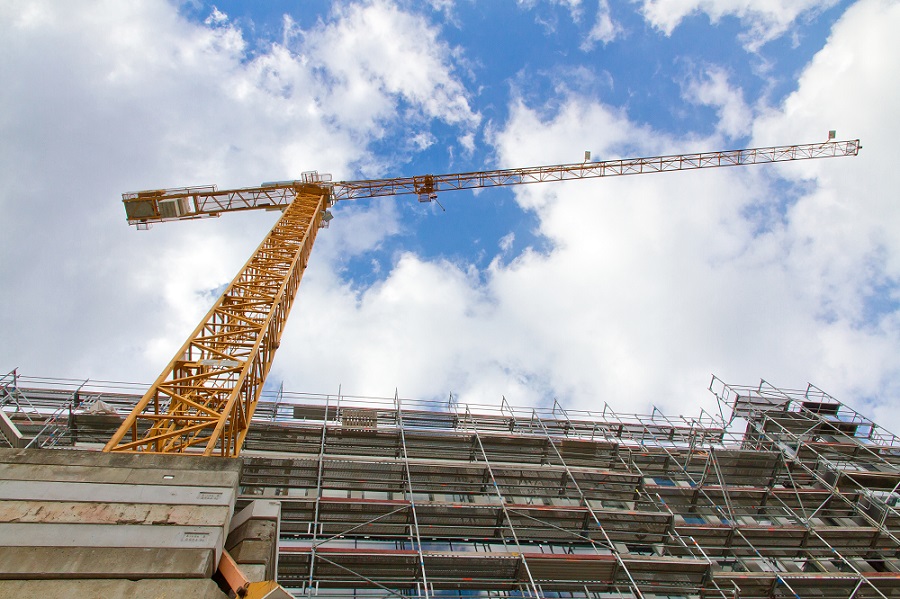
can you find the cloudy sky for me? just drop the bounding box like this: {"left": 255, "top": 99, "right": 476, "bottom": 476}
{"left": 1, "top": 0, "right": 898, "bottom": 429}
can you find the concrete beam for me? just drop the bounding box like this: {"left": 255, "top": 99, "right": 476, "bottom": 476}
{"left": 0, "top": 462, "right": 240, "bottom": 488}
{"left": 226, "top": 500, "right": 281, "bottom": 582}
{"left": 0, "top": 448, "right": 241, "bottom": 472}
{"left": 0, "top": 448, "right": 241, "bottom": 582}
{"left": 0, "top": 522, "right": 224, "bottom": 551}
{"left": 0, "top": 578, "right": 230, "bottom": 598}
{"left": 0, "top": 480, "right": 236, "bottom": 505}
{"left": 230, "top": 499, "right": 282, "bottom": 532}
{"left": 0, "top": 547, "right": 216, "bottom": 579}
{"left": 0, "top": 500, "right": 230, "bottom": 526}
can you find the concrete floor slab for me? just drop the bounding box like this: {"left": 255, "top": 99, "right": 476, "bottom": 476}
{"left": 0, "top": 547, "right": 216, "bottom": 579}
{"left": 0, "top": 578, "right": 230, "bottom": 598}
{"left": 0, "top": 448, "right": 242, "bottom": 584}
{"left": 0, "top": 480, "right": 236, "bottom": 505}
{"left": 0, "top": 462, "right": 240, "bottom": 488}
{"left": 0, "top": 448, "right": 241, "bottom": 473}
{"left": 0, "top": 500, "right": 230, "bottom": 526}
{"left": 0, "top": 522, "right": 223, "bottom": 549}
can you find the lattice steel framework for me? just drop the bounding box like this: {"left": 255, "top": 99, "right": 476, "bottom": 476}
{"left": 104, "top": 190, "right": 329, "bottom": 456}
{"left": 122, "top": 139, "right": 860, "bottom": 226}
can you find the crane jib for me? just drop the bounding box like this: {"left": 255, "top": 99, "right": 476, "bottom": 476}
{"left": 330, "top": 139, "right": 860, "bottom": 200}
{"left": 121, "top": 139, "right": 860, "bottom": 226}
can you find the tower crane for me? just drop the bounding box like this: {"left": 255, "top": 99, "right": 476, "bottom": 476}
{"left": 104, "top": 138, "right": 861, "bottom": 458}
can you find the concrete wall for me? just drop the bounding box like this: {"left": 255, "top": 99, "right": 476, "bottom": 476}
{"left": 0, "top": 448, "right": 240, "bottom": 598}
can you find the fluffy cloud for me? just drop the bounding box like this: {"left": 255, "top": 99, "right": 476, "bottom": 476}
{"left": 276, "top": 0, "right": 900, "bottom": 431}
{"left": 582, "top": 0, "right": 623, "bottom": 48}
{"left": 279, "top": 94, "right": 780, "bottom": 417}
{"left": 682, "top": 66, "right": 752, "bottom": 139}
{"left": 751, "top": 0, "right": 900, "bottom": 418}
{"left": 637, "top": 0, "right": 840, "bottom": 51}
{"left": 307, "top": 1, "right": 479, "bottom": 134}
{"left": 3, "top": 0, "right": 897, "bottom": 436}
{"left": 0, "top": 0, "right": 477, "bottom": 382}
{"left": 503, "top": 0, "right": 900, "bottom": 424}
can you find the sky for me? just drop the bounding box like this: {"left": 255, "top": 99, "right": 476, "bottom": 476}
{"left": 1, "top": 0, "right": 899, "bottom": 431}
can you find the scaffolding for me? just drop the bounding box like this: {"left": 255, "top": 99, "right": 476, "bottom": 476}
{"left": 3, "top": 371, "right": 900, "bottom": 599}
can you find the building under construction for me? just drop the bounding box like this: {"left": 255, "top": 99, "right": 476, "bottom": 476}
{"left": 0, "top": 138, "right": 872, "bottom": 597}
{"left": 3, "top": 370, "right": 900, "bottom": 599}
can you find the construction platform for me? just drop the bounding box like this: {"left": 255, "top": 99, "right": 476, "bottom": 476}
{"left": 3, "top": 371, "right": 900, "bottom": 599}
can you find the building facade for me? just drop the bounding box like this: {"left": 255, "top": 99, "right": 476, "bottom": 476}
{"left": 2, "top": 371, "right": 900, "bottom": 599}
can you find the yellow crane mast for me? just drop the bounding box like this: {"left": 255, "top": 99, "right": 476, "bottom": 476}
{"left": 104, "top": 138, "right": 861, "bottom": 457}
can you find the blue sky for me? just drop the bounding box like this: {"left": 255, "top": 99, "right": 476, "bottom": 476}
{"left": 1, "top": 0, "right": 899, "bottom": 429}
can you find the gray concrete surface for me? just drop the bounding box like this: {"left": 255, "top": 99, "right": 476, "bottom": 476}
{"left": 0, "top": 447, "right": 240, "bottom": 471}
{"left": 0, "top": 500, "right": 229, "bottom": 526}
{"left": 0, "top": 578, "right": 231, "bottom": 599}
{"left": 0, "top": 480, "right": 236, "bottom": 504}
{"left": 0, "top": 448, "right": 241, "bottom": 585}
{"left": 0, "top": 462, "right": 240, "bottom": 487}
{"left": 0, "top": 522, "right": 224, "bottom": 548}
{"left": 0, "top": 547, "right": 216, "bottom": 579}
{"left": 227, "top": 500, "right": 282, "bottom": 582}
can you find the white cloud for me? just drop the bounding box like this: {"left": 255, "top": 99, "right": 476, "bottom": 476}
{"left": 426, "top": 0, "right": 457, "bottom": 21}
{"left": 458, "top": 132, "right": 476, "bottom": 155}
{"left": 519, "top": 0, "right": 584, "bottom": 14}
{"left": 682, "top": 66, "right": 752, "bottom": 139}
{"left": 518, "top": 0, "right": 623, "bottom": 44}
{"left": 636, "top": 0, "right": 840, "bottom": 51}
{"left": 750, "top": 0, "right": 900, "bottom": 419}
{"left": 279, "top": 96, "right": 759, "bottom": 414}
{"left": 409, "top": 132, "right": 437, "bottom": 151}
{"left": 2, "top": 0, "right": 897, "bottom": 437}
{"left": 204, "top": 6, "right": 228, "bottom": 26}
{"left": 276, "top": 0, "right": 900, "bottom": 431}
{"left": 582, "top": 0, "right": 623, "bottom": 48}
{"left": 0, "top": 0, "right": 478, "bottom": 382}
{"left": 308, "top": 1, "right": 479, "bottom": 135}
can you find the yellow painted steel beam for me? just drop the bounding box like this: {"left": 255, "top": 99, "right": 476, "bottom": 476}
{"left": 104, "top": 188, "right": 329, "bottom": 456}
{"left": 122, "top": 139, "right": 860, "bottom": 226}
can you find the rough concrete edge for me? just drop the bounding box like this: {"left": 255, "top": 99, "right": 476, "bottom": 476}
{"left": 0, "top": 578, "right": 230, "bottom": 599}
{"left": 0, "top": 546, "right": 216, "bottom": 579}
{"left": 230, "top": 499, "right": 281, "bottom": 532}
{"left": 0, "top": 462, "right": 239, "bottom": 488}
{"left": 230, "top": 499, "right": 281, "bottom": 580}
{"left": 0, "top": 448, "right": 243, "bottom": 473}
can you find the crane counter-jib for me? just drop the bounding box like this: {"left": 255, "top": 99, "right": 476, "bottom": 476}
{"left": 121, "top": 138, "right": 861, "bottom": 226}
